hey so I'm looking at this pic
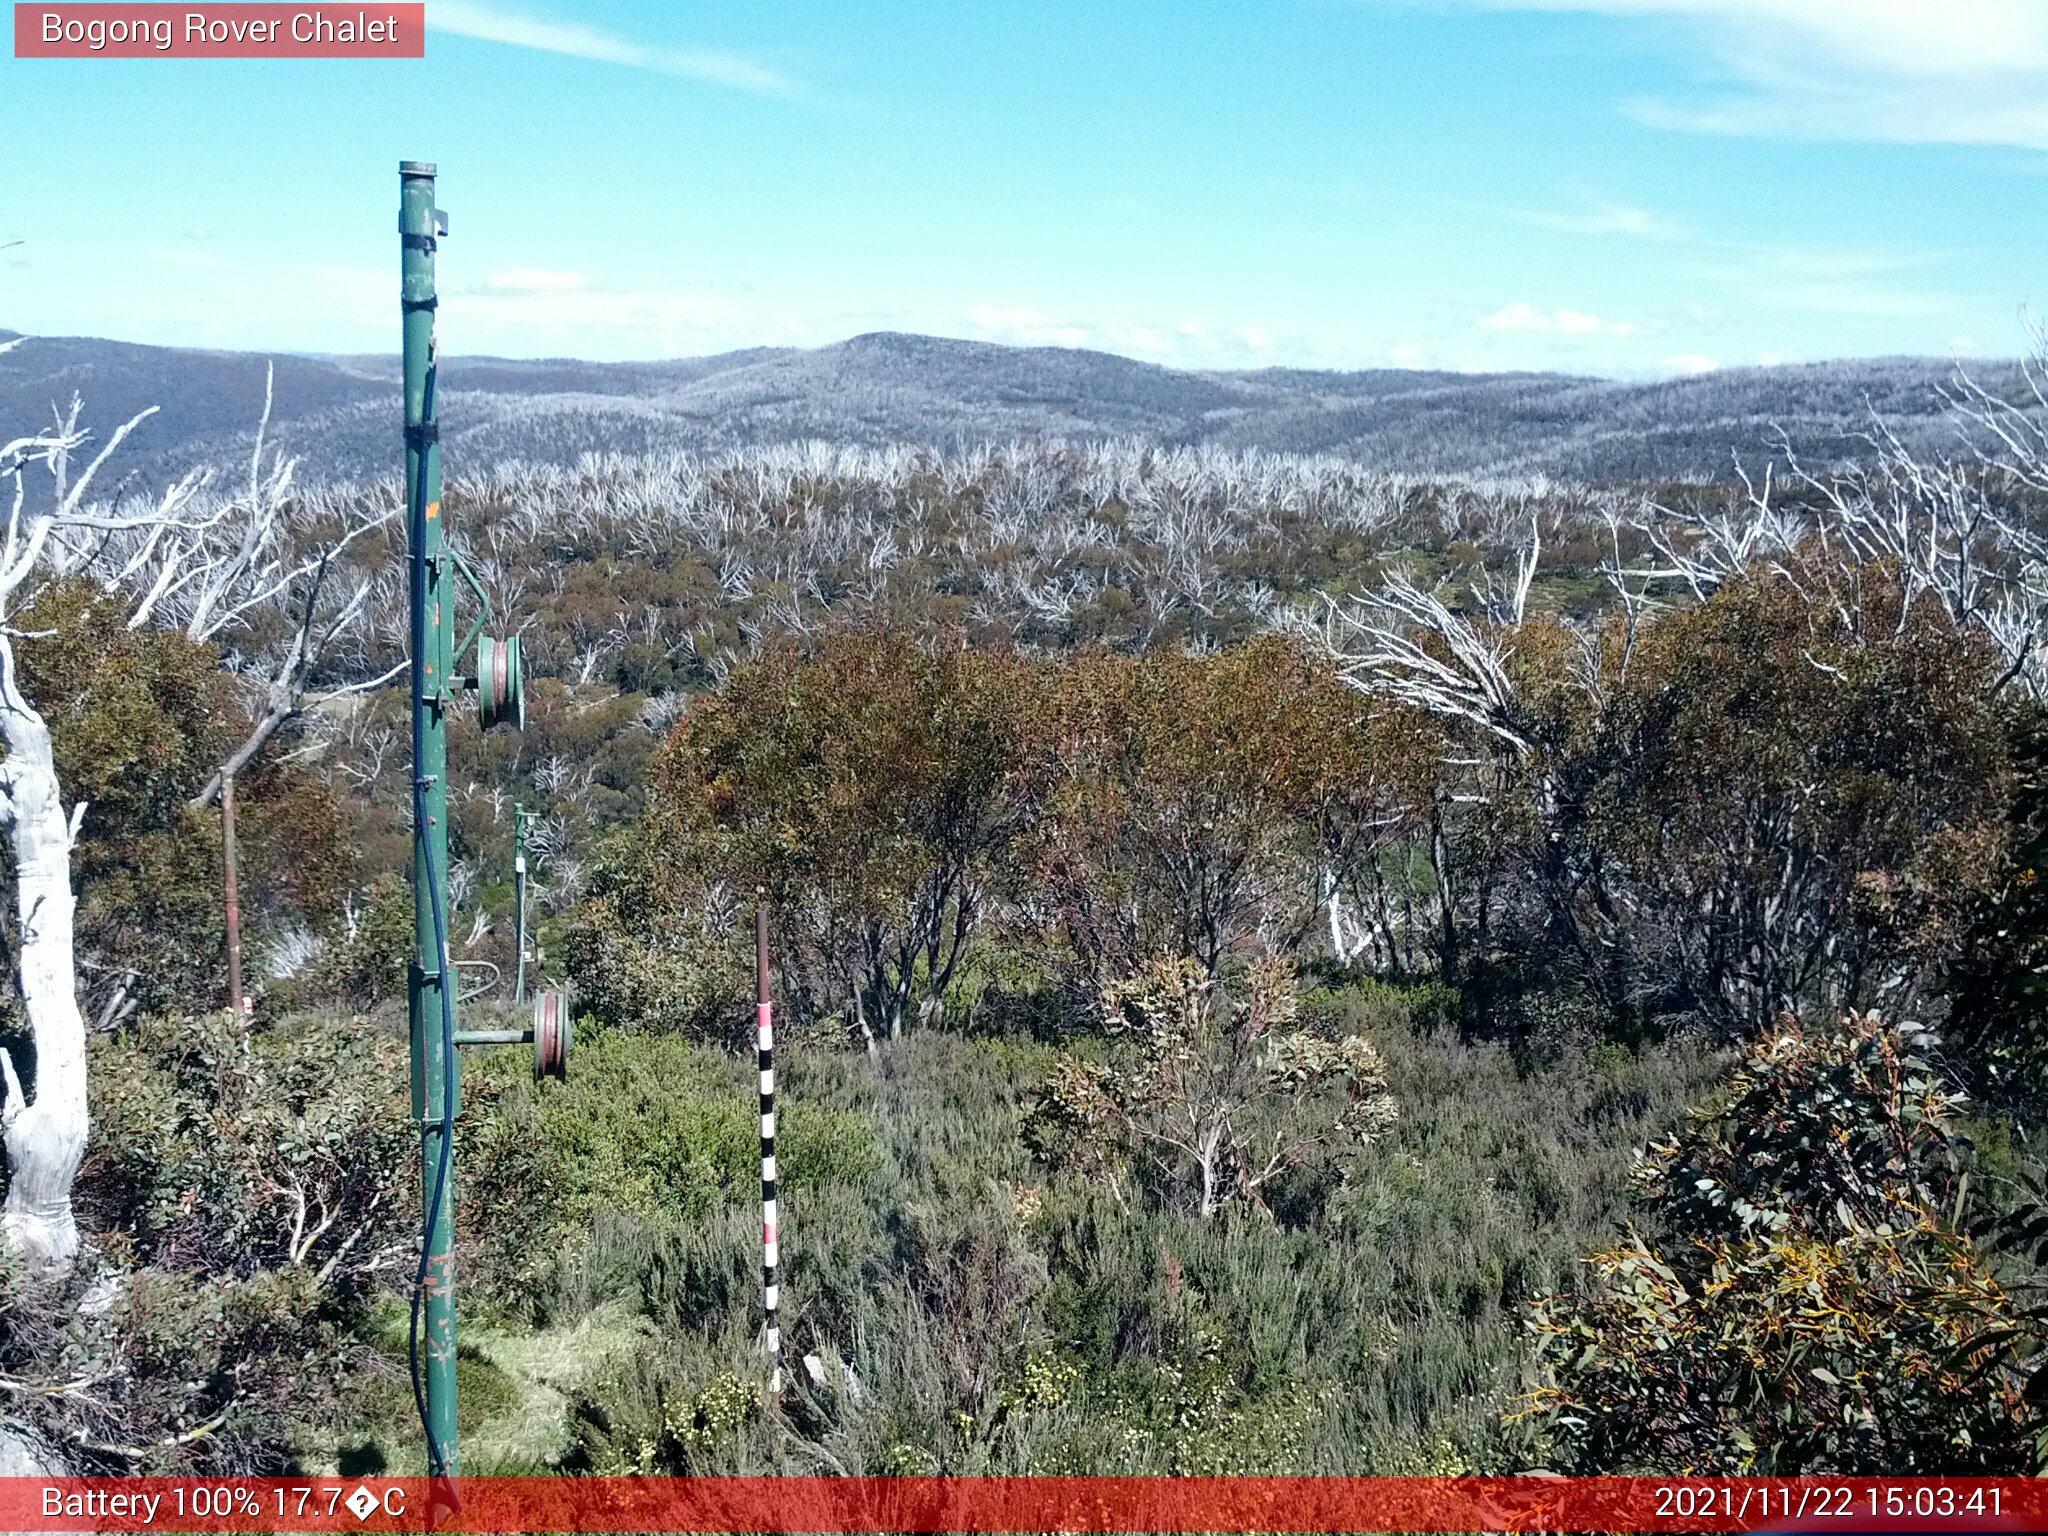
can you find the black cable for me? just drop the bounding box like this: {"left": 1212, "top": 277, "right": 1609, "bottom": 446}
{"left": 408, "top": 772, "right": 459, "bottom": 1484}
{"left": 404, "top": 355, "right": 461, "bottom": 1490}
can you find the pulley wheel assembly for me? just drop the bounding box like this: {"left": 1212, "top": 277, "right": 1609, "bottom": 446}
{"left": 477, "top": 634, "right": 525, "bottom": 732}
{"left": 532, "top": 988, "right": 571, "bottom": 1080}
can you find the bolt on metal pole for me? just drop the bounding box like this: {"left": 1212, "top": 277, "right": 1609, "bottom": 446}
{"left": 221, "top": 772, "right": 244, "bottom": 1016}
{"left": 401, "top": 158, "right": 460, "bottom": 1479}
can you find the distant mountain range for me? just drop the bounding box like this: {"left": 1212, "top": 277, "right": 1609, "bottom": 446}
{"left": 0, "top": 328, "right": 2019, "bottom": 488}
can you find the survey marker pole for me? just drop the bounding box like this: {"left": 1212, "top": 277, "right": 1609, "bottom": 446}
{"left": 402, "top": 158, "right": 460, "bottom": 1478}
{"left": 757, "top": 902, "right": 782, "bottom": 1402}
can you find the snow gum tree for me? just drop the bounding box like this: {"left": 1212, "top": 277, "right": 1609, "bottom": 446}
{"left": 0, "top": 384, "right": 228, "bottom": 1271}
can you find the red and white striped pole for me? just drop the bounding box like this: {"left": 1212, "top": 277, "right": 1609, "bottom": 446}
{"left": 756, "top": 902, "right": 782, "bottom": 1401}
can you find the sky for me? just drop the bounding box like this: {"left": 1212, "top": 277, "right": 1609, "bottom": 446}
{"left": 3, "top": 0, "right": 2047, "bottom": 377}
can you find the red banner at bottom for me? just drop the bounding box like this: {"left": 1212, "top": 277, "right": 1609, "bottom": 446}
{"left": 3, "top": 1476, "right": 2041, "bottom": 1532}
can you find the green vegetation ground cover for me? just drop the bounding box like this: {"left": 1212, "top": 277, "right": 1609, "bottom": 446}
{"left": 268, "top": 982, "right": 1725, "bottom": 1476}
{"left": 6, "top": 437, "right": 2048, "bottom": 1474}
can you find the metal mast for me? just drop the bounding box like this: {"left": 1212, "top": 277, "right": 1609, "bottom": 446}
{"left": 401, "top": 158, "right": 460, "bottom": 1479}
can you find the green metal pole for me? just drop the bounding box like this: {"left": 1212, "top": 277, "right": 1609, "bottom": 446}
{"left": 401, "top": 159, "right": 460, "bottom": 1479}
{"left": 513, "top": 805, "right": 530, "bottom": 1005}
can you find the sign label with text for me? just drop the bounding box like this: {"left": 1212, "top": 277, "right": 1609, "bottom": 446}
{"left": 14, "top": 4, "right": 425, "bottom": 57}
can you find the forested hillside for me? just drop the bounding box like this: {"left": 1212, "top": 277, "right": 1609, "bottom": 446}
{"left": 2, "top": 353, "right": 2048, "bottom": 1481}
{"left": 0, "top": 328, "right": 2026, "bottom": 486}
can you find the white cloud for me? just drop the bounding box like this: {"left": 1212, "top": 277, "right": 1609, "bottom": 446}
{"left": 1682, "top": 243, "right": 1950, "bottom": 318}
{"left": 475, "top": 267, "right": 588, "bottom": 293}
{"left": 1660, "top": 352, "right": 1720, "bottom": 374}
{"left": 1517, "top": 201, "right": 1682, "bottom": 239}
{"left": 965, "top": 304, "right": 1283, "bottom": 362}
{"left": 1463, "top": 2, "right": 2048, "bottom": 80}
{"left": 1388, "top": 343, "right": 1428, "bottom": 366}
{"left": 1429, "top": 0, "right": 2048, "bottom": 148}
{"left": 430, "top": 2, "right": 795, "bottom": 96}
{"left": 966, "top": 305, "right": 1098, "bottom": 350}
{"left": 1479, "top": 302, "right": 1640, "bottom": 335}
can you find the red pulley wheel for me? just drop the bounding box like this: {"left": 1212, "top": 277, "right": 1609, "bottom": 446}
{"left": 477, "top": 634, "right": 525, "bottom": 732}
{"left": 532, "top": 989, "right": 570, "bottom": 1080}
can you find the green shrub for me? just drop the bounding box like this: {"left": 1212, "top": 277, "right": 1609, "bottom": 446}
{"left": 1519, "top": 1012, "right": 2041, "bottom": 1473}
{"left": 569, "top": 1351, "right": 777, "bottom": 1475}
{"left": 1632, "top": 1011, "right": 1970, "bottom": 1240}
{"left": 83, "top": 1011, "right": 413, "bottom": 1295}
{"left": 0, "top": 1013, "right": 421, "bottom": 1471}
{"left": 560, "top": 872, "right": 747, "bottom": 1044}
{"left": 323, "top": 873, "right": 415, "bottom": 1010}
{"left": 461, "top": 1029, "right": 879, "bottom": 1311}
{"left": 1026, "top": 958, "right": 1397, "bottom": 1219}
{"left": 1523, "top": 1222, "right": 2031, "bottom": 1474}
{"left": 1946, "top": 713, "right": 2048, "bottom": 1121}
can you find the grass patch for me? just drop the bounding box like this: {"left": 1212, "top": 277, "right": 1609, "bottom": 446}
{"left": 442, "top": 982, "right": 1725, "bottom": 1474}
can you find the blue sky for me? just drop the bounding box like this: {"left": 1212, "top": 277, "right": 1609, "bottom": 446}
{"left": 3, "top": 0, "right": 2046, "bottom": 376}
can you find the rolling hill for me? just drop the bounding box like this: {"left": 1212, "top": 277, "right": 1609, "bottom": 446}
{"left": 0, "top": 328, "right": 2017, "bottom": 489}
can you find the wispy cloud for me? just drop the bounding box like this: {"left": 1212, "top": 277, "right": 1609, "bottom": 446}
{"left": 1659, "top": 351, "right": 1719, "bottom": 375}
{"left": 1455, "top": 1, "right": 2048, "bottom": 80}
{"left": 1479, "top": 302, "right": 1640, "bottom": 335}
{"left": 1683, "top": 242, "right": 1952, "bottom": 318}
{"left": 1493, "top": 181, "right": 1958, "bottom": 326}
{"left": 430, "top": 2, "right": 796, "bottom": 96}
{"left": 965, "top": 304, "right": 1281, "bottom": 362}
{"left": 1515, "top": 200, "right": 1683, "bottom": 239}
{"left": 966, "top": 304, "right": 1098, "bottom": 350}
{"left": 1424, "top": 0, "right": 2048, "bottom": 149}
{"left": 470, "top": 267, "right": 589, "bottom": 294}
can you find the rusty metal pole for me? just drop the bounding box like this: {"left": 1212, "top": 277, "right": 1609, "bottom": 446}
{"left": 221, "top": 772, "right": 244, "bottom": 1016}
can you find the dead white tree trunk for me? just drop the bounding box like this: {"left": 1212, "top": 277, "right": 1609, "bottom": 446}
{"left": 0, "top": 645, "right": 87, "bottom": 1270}
{"left": 0, "top": 373, "right": 222, "bottom": 1273}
